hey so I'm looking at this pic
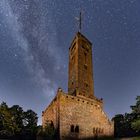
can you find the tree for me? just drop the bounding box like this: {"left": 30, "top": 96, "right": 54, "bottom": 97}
{"left": 0, "top": 102, "right": 14, "bottom": 136}
{"left": 112, "top": 114, "right": 125, "bottom": 137}
{"left": 131, "top": 96, "right": 140, "bottom": 134}
{"left": 0, "top": 101, "right": 38, "bottom": 138}
{"left": 23, "top": 109, "right": 38, "bottom": 135}
{"left": 10, "top": 105, "right": 24, "bottom": 134}
{"left": 130, "top": 96, "right": 140, "bottom": 114}
{"left": 131, "top": 119, "right": 140, "bottom": 132}
{"left": 37, "top": 121, "right": 56, "bottom": 140}
{"left": 113, "top": 96, "right": 140, "bottom": 137}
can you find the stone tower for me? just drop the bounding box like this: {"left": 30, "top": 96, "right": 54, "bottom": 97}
{"left": 42, "top": 32, "right": 114, "bottom": 139}
{"left": 68, "top": 32, "right": 94, "bottom": 98}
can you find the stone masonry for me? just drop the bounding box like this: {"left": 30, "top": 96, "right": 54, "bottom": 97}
{"left": 42, "top": 32, "right": 114, "bottom": 139}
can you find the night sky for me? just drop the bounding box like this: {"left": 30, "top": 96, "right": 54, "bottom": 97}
{"left": 0, "top": 0, "right": 140, "bottom": 124}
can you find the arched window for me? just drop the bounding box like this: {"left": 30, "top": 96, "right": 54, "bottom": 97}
{"left": 93, "top": 127, "right": 95, "bottom": 133}
{"left": 50, "top": 121, "right": 54, "bottom": 129}
{"left": 96, "top": 128, "right": 98, "bottom": 134}
{"left": 70, "top": 125, "right": 74, "bottom": 132}
{"left": 75, "top": 125, "right": 79, "bottom": 133}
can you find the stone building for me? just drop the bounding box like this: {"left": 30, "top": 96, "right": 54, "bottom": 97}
{"left": 42, "top": 32, "right": 114, "bottom": 139}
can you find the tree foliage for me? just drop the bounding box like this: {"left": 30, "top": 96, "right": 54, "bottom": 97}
{"left": 23, "top": 109, "right": 38, "bottom": 135}
{"left": 131, "top": 96, "right": 140, "bottom": 114}
{"left": 37, "top": 122, "right": 57, "bottom": 140}
{"left": 113, "top": 96, "right": 140, "bottom": 137}
{"left": 131, "top": 119, "right": 140, "bottom": 132}
{"left": 131, "top": 96, "right": 140, "bottom": 133}
{"left": 0, "top": 102, "right": 38, "bottom": 138}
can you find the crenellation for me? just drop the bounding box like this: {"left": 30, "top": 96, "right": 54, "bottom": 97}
{"left": 60, "top": 93, "right": 104, "bottom": 108}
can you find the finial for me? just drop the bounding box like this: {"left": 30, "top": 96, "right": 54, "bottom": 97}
{"left": 75, "top": 11, "right": 83, "bottom": 32}
{"left": 79, "top": 12, "right": 82, "bottom": 32}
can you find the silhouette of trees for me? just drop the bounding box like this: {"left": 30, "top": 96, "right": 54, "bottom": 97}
{"left": 0, "top": 101, "right": 38, "bottom": 139}
{"left": 23, "top": 109, "right": 38, "bottom": 137}
{"left": 131, "top": 96, "right": 140, "bottom": 133}
{"left": 10, "top": 105, "right": 24, "bottom": 134}
{"left": 0, "top": 102, "right": 14, "bottom": 136}
{"left": 113, "top": 96, "right": 140, "bottom": 137}
{"left": 131, "top": 96, "right": 140, "bottom": 114}
{"left": 37, "top": 121, "right": 57, "bottom": 140}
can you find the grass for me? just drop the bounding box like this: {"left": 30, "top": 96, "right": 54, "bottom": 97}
{"left": 133, "top": 137, "right": 140, "bottom": 140}
{"left": 115, "top": 137, "right": 140, "bottom": 140}
{"left": 97, "top": 137, "right": 140, "bottom": 140}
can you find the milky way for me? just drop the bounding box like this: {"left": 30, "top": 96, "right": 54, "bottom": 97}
{"left": 0, "top": 0, "right": 140, "bottom": 124}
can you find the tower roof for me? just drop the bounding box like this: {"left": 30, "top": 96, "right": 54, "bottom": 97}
{"left": 77, "top": 32, "right": 92, "bottom": 45}
{"left": 70, "top": 32, "right": 92, "bottom": 49}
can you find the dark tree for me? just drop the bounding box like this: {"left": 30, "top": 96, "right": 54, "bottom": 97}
{"left": 131, "top": 96, "right": 140, "bottom": 114}
{"left": 112, "top": 114, "right": 125, "bottom": 137}
{"left": 0, "top": 102, "right": 14, "bottom": 136}
{"left": 113, "top": 96, "right": 140, "bottom": 138}
{"left": 10, "top": 105, "right": 24, "bottom": 134}
{"left": 131, "top": 96, "right": 140, "bottom": 134}
{"left": 0, "top": 101, "right": 38, "bottom": 139}
{"left": 23, "top": 109, "right": 38, "bottom": 135}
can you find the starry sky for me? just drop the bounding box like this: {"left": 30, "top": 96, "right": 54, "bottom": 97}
{"left": 0, "top": 0, "right": 140, "bottom": 124}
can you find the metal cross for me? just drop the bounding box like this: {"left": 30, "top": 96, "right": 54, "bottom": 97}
{"left": 75, "top": 11, "right": 83, "bottom": 32}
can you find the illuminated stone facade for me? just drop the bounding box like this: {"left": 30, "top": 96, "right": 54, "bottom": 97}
{"left": 42, "top": 32, "right": 114, "bottom": 139}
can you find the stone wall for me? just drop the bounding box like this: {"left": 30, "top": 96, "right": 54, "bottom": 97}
{"left": 42, "top": 96, "right": 58, "bottom": 129}
{"left": 42, "top": 91, "right": 114, "bottom": 139}
{"left": 59, "top": 92, "right": 114, "bottom": 139}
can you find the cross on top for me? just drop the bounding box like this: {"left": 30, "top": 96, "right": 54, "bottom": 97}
{"left": 75, "top": 11, "right": 83, "bottom": 32}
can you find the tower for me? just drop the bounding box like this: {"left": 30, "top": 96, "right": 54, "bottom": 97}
{"left": 68, "top": 32, "right": 94, "bottom": 99}
{"left": 42, "top": 14, "right": 114, "bottom": 139}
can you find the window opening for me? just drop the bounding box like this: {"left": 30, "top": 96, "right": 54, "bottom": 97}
{"left": 84, "top": 52, "right": 87, "bottom": 64}
{"left": 75, "top": 125, "right": 79, "bottom": 133}
{"left": 71, "top": 125, "right": 74, "bottom": 132}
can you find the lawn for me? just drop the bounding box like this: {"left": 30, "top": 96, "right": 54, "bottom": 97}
{"left": 115, "top": 137, "right": 140, "bottom": 140}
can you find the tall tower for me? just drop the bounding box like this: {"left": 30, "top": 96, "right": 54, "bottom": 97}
{"left": 68, "top": 32, "right": 94, "bottom": 98}
{"left": 42, "top": 14, "right": 114, "bottom": 139}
